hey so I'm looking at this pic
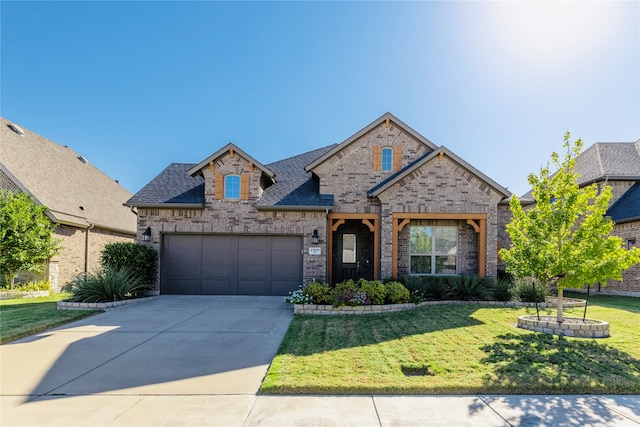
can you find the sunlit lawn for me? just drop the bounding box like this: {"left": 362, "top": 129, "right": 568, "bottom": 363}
{"left": 261, "top": 294, "right": 639, "bottom": 394}
{"left": 0, "top": 294, "right": 99, "bottom": 344}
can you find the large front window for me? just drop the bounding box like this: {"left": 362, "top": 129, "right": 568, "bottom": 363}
{"left": 410, "top": 226, "right": 457, "bottom": 275}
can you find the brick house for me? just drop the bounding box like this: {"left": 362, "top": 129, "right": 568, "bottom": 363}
{"left": 1, "top": 118, "right": 137, "bottom": 290}
{"left": 126, "top": 113, "right": 511, "bottom": 295}
{"left": 518, "top": 140, "right": 640, "bottom": 295}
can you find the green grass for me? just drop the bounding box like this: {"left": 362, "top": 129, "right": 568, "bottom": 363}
{"left": 261, "top": 294, "right": 640, "bottom": 394}
{"left": 0, "top": 294, "right": 99, "bottom": 344}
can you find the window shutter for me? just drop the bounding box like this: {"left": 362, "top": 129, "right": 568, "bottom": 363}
{"left": 214, "top": 173, "right": 223, "bottom": 199}
{"left": 373, "top": 146, "right": 382, "bottom": 171}
{"left": 240, "top": 173, "right": 250, "bottom": 200}
{"left": 393, "top": 146, "right": 403, "bottom": 171}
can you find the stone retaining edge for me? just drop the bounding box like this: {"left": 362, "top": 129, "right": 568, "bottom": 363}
{"left": 0, "top": 290, "right": 50, "bottom": 300}
{"left": 57, "top": 296, "right": 157, "bottom": 311}
{"left": 517, "top": 315, "right": 610, "bottom": 338}
{"left": 293, "top": 298, "right": 586, "bottom": 315}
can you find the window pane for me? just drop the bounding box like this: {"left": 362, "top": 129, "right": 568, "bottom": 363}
{"left": 435, "top": 227, "right": 457, "bottom": 253}
{"left": 225, "top": 175, "right": 240, "bottom": 199}
{"left": 410, "top": 227, "right": 432, "bottom": 254}
{"left": 342, "top": 234, "right": 356, "bottom": 263}
{"left": 436, "top": 256, "right": 456, "bottom": 274}
{"left": 411, "top": 256, "right": 431, "bottom": 274}
{"left": 381, "top": 147, "right": 393, "bottom": 171}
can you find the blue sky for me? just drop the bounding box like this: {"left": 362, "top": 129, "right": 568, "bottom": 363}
{"left": 2, "top": 1, "right": 638, "bottom": 197}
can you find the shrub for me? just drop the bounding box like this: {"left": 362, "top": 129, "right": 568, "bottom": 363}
{"left": 445, "top": 275, "right": 493, "bottom": 301}
{"left": 384, "top": 281, "right": 410, "bottom": 304}
{"left": 402, "top": 275, "right": 449, "bottom": 301}
{"left": 67, "top": 267, "right": 148, "bottom": 303}
{"left": 303, "top": 282, "right": 332, "bottom": 304}
{"left": 100, "top": 243, "right": 158, "bottom": 285}
{"left": 1, "top": 280, "right": 50, "bottom": 292}
{"left": 513, "top": 277, "right": 548, "bottom": 303}
{"left": 332, "top": 280, "right": 364, "bottom": 307}
{"left": 491, "top": 278, "right": 513, "bottom": 302}
{"left": 284, "top": 286, "right": 313, "bottom": 304}
{"left": 358, "top": 279, "right": 387, "bottom": 305}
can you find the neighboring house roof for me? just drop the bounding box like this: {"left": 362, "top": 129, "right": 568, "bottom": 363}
{"left": 520, "top": 140, "right": 640, "bottom": 203}
{"left": 125, "top": 163, "right": 205, "bottom": 208}
{"left": 368, "top": 146, "right": 511, "bottom": 199}
{"left": 574, "top": 140, "right": 640, "bottom": 185}
{"left": 0, "top": 117, "right": 137, "bottom": 234}
{"left": 607, "top": 181, "right": 640, "bottom": 224}
{"left": 304, "top": 112, "right": 439, "bottom": 172}
{"left": 187, "top": 143, "right": 275, "bottom": 179}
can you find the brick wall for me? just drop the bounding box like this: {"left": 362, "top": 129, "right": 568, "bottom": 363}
{"left": 51, "top": 225, "right": 134, "bottom": 290}
{"left": 605, "top": 220, "right": 640, "bottom": 293}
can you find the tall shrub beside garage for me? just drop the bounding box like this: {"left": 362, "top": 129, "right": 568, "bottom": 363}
{"left": 101, "top": 242, "right": 158, "bottom": 286}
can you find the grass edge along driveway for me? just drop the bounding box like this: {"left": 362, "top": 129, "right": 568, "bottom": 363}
{"left": 261, "top": 294, "right": 640, "bottom": 395}
{"left": 0, "top": 294, "right": 99, "bottom": 344}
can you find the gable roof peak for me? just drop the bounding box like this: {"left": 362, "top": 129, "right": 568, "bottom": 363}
{"left": 187, "top": 142, "right": 275, "bottom": 178}
{"left": 305, "top": 112, "right": 438, "bottom": 172}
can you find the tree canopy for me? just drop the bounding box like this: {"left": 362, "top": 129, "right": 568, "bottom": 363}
{"left": 0, "top": 190, "right": 60, "bottom": 288}
{"left": 499, "top": 133, "right": 640, "bottom": 320}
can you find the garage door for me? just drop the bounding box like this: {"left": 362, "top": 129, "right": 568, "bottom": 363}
{"left": 161, "top": 234, "right": 303, "bottom": 295}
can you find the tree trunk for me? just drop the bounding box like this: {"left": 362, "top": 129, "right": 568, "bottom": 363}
{"left": 556, "top": 287, "right": 564, "bottom": 323}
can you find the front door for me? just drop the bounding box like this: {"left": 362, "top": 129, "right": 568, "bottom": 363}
{"left": 332, "top": 220, "right": 374, "bottom": 283}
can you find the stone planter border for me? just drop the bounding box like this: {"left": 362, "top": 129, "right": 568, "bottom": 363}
{"left": 57, "top": 296, "right": 156, "bottom": 311}
{"left": 517, "top": 315, "right": 609, "bottom": 338}
{"left": 0, "top": 290, "right": 50, "bottom": 300}
{"left": 293, "top": 297, "right": 586, "bottom": 316}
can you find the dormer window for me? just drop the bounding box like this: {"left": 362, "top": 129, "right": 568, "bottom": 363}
{"left": 224, "top": 175, "right": 241, "bottom": 199}
{"left": 381, "top": 147, "right": 393, "bottom": 171}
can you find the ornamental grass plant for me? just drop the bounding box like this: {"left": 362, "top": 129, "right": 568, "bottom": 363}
{"left": 66, "top": 267, "right": 149, "bottom": 303}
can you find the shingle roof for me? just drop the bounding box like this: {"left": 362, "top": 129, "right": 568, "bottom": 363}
{"left": 607, "top": 182, "right": 640, "bottom": 223}
{"left": 257, "top": 145, "right": 336, "bottom": 209}
{"left": 574, "top": 141, "right": 640, "bottom": 185}
{"left": 520, "top": 140, "right": 640, "bottom": 202}
{"left": 126, "top": 145, "right": 337, "bottom": 209}
{"left": 125, "top": 163, "right": 204, "bottom": 207}
{"left": 0, "top": 117, "right": 136, "bottom": 234}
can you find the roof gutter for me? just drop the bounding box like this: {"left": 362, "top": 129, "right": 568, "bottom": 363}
{"left": 255, "top": 204, "right": 334, "bottom": 212}
{"left": 123, "top": 202, "right": 205, "bottom": 209}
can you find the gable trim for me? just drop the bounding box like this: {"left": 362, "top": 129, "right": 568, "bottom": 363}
{"left": 304, "top": 112, "right": 438, "bottom": 172}
{"left": 187, "top": 143, "right": 275, "bottom": 179}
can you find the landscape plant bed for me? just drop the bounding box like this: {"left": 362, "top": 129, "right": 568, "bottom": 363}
{"left": 294, "top": 297, "right": 586, "bottom": 315}
{"left": 262, "top": 295, "right": 640, "bottom": 395}
{"left": 57, "top": 295, "right": 156, "bottom": 311}
{"left": 517, "top": 315, "right": 609, "bottom": 338}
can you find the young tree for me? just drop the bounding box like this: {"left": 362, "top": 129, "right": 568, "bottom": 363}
{"left": 500, "top": 133, "right": 640, "bottom": 322}
{"left": 0, "top": 190, "right": 60, "bottom": 289}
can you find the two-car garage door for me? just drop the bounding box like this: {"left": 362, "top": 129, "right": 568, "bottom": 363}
{"left": 161, "top": 234, "right": 303, "bottom": 296}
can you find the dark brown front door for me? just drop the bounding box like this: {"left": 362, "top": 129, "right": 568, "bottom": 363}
{"left": 332, "top": 220, "right": 374, "bottom": 283}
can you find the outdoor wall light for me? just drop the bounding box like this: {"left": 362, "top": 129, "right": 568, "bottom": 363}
{"left": 312, "top": 229, "right": 320, "bottom": 245}
{"left": 142, "top": 226, "right": 152, "bottom": 242}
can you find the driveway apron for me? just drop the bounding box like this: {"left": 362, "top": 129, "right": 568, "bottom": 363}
{"left": 1, "top": 296, "right": 293, "bottom": 401}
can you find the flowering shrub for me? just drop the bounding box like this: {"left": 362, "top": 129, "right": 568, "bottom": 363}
{"left": 283, "top": 279, "right": 412, "bottom": 306}
{"left": 284, "top": 286, "right": 313, "bottom": 304}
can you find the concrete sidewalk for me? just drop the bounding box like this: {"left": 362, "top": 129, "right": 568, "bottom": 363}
{"left": 1, "top": 296, "right": 639, "bottom": 426}
{"left": 1, "top": 393, "right": 639, "bottom": 426}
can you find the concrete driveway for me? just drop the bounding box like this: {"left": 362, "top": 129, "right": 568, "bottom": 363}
{"left": 2, "top": 296, "right": 639, "bottom": 426}
{"left": 1, "top": 295, "right": 293, "bottom": 425}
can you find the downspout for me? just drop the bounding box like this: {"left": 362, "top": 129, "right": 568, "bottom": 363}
{"left": 84, "top": 224, "right": 94, "bottom": 273}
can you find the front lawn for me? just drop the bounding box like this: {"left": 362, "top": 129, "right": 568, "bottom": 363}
{"left": 261, "top": 294, "right": 640, "bottom": 394}
{"left": 0, "top": 294, "right": 99, "bottom": 344}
